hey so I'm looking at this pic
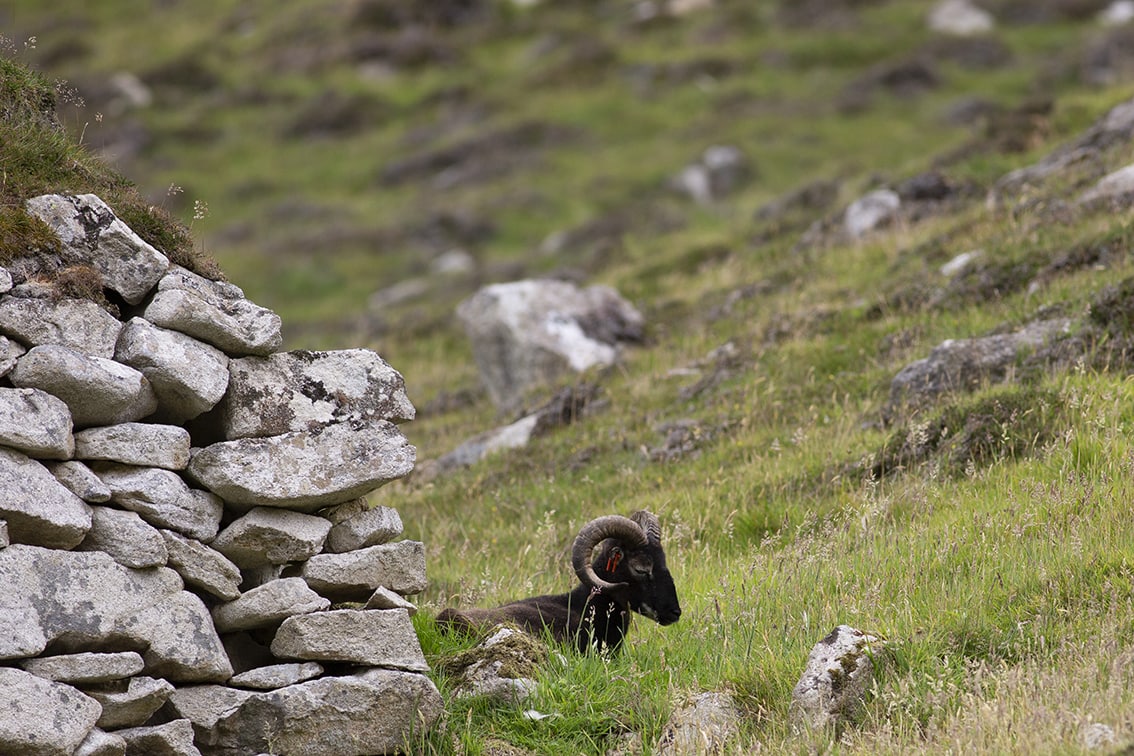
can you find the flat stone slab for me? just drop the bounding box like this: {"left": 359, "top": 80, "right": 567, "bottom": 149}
{"left": 0, "top": 545, "right": 182, "bottom": 661}
{"left": 0, "top": 293, "right": 122, "bottom": 358}
{"left": 0, "top": 334, "right": 24, "bottom": 376}
{"left": 114, "top": 590, "right": 233, "bottom": 683}
{"left": 229, "top": 662, "right": 324, "bottom": 690}
{"left": 86, "top": 675, "right": 176, "bottom": 729}
{"left": 187, "top": 420, "right": 415, "bottom": 512}
{"left": 9, "top": 344, "right": 158, "bottom": 428}
{"left": 210, "top": 506, "right": 331, "bottom": 569}
{"left": 203, "top": 669, "right": 442, "bottom": 756}
{"left": 161, "top": 529, "right": 242, "bottom": 601}
{"left": 0, "top": 386, "right": 74, "bottom": 459}
{"left": 74, "top": 422, "right": 191, "bottom": 470}
{"left": 77, "top": 506, "right": 168, "bottom": 569}
{"left": 211, "top": 577, "right": 330, "bottom": 633}
{"left": 218, "top": 349, "right": 414, "bottom": 440}
{"left": 301, "top": 540, "right": 426, "bottom": 602}
{"left": 364, "top": 585, "right": 418, "bottom": 615}
{"left": 74, "top": 728, "right": 126, "bottom": 756}
{"left": 166, "top": 685, "right": 254, "bottom": 736}
{"left": 144, "top": 265, "right": 282, "bottom": 356}
{"left": 47, "top": 460, "right": 112, "bottom": 503}
{"left": 19, "top": 650, "right": 144, "bottom": 684}
{"left": 115, "top": 719, "right": 201, "bottom": 756}
{"left": 271, "top": 609, "right": 428, "bottom": 671}
{"left": 114, "top": 317, "right": 229, "bottom": 423}
{"left": 324, "top": 504, "right": 403, "bottom": 554}
{"left": 92, "top": 462, "right": 223, "bottom": 542}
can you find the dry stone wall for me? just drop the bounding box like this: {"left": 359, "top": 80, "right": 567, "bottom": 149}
{"left": 0, "top": 194, "right": 440, "bottom": 756}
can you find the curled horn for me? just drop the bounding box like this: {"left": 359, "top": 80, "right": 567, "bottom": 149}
{"left": 630, "top": 510, "right": 661, "bottom": 544}
{"left": 572, "top": 515, "right": 648, "bottom": 593}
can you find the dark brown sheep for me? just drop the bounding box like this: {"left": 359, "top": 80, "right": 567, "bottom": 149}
{"left": 437, "top": 511, "right": 681, "bottom": 653}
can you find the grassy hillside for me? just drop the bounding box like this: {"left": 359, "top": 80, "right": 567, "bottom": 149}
{"left": 6, "top": 0, "right": 1134, "bottom": 752}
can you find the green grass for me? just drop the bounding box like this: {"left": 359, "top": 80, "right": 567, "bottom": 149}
{"left": 8, "top": 1, "right": 1134, "bottom": 752}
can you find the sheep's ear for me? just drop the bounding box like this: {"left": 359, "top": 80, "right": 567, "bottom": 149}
{"left": 604, "top": 546, "right": 624, "bottom": 573}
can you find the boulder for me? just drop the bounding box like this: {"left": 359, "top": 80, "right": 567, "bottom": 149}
{"left": 844, "top": 188, "right": 901, "bottom": 238}
{"left": 217, "top": 349, "right": 414, "bottom": 439}
{"left": 114, "top": 317, "right": 229, "bottom": 422}
{"left": 24, "top": 193, "right": 169, "bottom": 304}
{"left": 0, "top": 667, "right": 102, "bottom": 756}
{"left": 144, "top": 265, "right": 282, "bottom": 356}
{"left": 457, "top": 279, "right": 643, "bottom": 409}
{"left": 204, "top": 669, "right": 442, "bottom": 756}
{"left": 0, "top": 294, "right": 122, "bottom": 358}
{"left": 1100, "top": 1, "right": 1134, "bottom": 26}
{"left": 211, "top": 577, "right": 330, "bottom": 633}
{"left": 186, "top": 419, "right": 415, "bottom": 512}
{"left": 1083, "top": 722, "right": 1118, "bottom": 749}
{"left": 0, "top": 386, "right": 75, "bottom": 459}
{"left": 0, "top": 448, "right": 92, "bottom": 550}
{"left": 210, "top": 506, "right": 332, "bottom": 568}
{"left": 301, "top": 540, "right": 427, "bottom": 601}
{"left": 92, "top": 462, "right": 224, "bottom": 542}
{"left": 791, "top": 625, "right": 879, "bottom": 728}
{"left": 73, "top": 422, "right": 191, "bottom": 470}
{"left": 77, "top": 506, "right": 168, "bottom": 569}
{"left": 9, "top": 344, "right": 158, "bottom": 428}
{"left": 270, "top": 608, "right": 429, "bottom": 671}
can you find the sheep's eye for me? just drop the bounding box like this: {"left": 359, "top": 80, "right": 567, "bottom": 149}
{"left": 629, "top": 558, "right": 653, "bottom": 578}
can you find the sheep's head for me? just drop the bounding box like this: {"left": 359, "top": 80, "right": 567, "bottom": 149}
{"left": 571, "top": 511, "right": 681, "bottom": 626}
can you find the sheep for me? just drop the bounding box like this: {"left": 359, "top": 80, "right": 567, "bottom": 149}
{"left": 437, "top": 510, "right": 681, "bottom": 653}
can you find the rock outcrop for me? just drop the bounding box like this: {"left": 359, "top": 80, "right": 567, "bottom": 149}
{"left": 0, "top": 194, "right": 440, "bottom": 755}
{"left": 885, "top": 318, "right": 1070, "bottom": 418}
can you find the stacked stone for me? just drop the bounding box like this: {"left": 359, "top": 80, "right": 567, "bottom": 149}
{"left": 0, "top": 194, "right": 441, "bottom": 756}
